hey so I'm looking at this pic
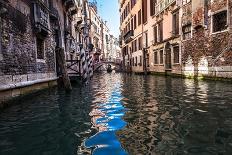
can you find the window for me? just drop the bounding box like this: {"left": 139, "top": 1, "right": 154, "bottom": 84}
{"left": 150, "top": 0, "right": 156, "bottom": 16}
{"left": 212, "top": 10, "right": 227, "bottom": 33}
{"left": 139, "top": 56, "right": 142, "bottom": 66}
{"left": 131, "top": 0, "right": 137, "bottom": 8}
{"left": 134, "top": 39, "right": 137, "bottom": 51}
{"left": 173, "top": 46, "right": 180, "bottom": 63}
{"left": 160, "top": 50, "right": 163, "bottom": 64}
{"left": 132, "top": 41, "right": 134, "bottom": 53}
{"left": 144, "top": 32, "right": 148, "bottom": 48}
{"left": 132, "top": 57, "right": 135, "bottom": 66}
{"left": 172, "top": 11, "right": 179, "bottom": 35}
{"left": 131, "top": 18, "right": 134, "bottom": 30}
{"left": 142, "top": 0, "right": 147, "bottom": 23}
{"left": 158, "top": 21, "right": 163, "bottom": 42}
{"left": 138, "top": 10, "right": 142, "bottom": 25}
{"left": 138, "top": 37, "right": 142, "bottom": 50}
{"left": 36, "top": 37, "right": 45, "bottom": 59}
{"left": 154, "top": 51, "right": 158, "bottom": 64}
{"left": 183, "top": 24, "right": 191, "bottom": 40}
{"left": 135, "top": 57, "right": 137, "bottom": 66}
{"left": 153, "top": 25, "right": 157, "bottom": 43}
{"left": 134, "top": 15, "right": 137, "bottom": 29}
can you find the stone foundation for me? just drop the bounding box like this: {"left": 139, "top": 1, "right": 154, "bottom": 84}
{"left": 0, "top": 78, "right": 57, "bottom": 109}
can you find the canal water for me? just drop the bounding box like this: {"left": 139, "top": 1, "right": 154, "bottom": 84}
{"left": 0, "top": 73, "right": 232, "bottom": 155}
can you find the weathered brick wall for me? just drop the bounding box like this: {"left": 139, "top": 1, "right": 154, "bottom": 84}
{"left": 0, "top": 1, "right": 56, "bottom": 77}
{"left": 182, "top": 0, "right": 232, "bottom": 78}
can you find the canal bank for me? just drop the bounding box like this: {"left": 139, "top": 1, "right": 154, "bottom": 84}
{"left": 0, "top": 73, "right": 232, "bottom": 154}
{"left": 0, "top": 78, "right": 57, "bottom": 109}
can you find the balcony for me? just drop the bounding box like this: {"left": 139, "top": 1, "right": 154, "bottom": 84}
{"left": 155, "top": 0, "right": 176, "bottom": 16}
{"left": 63, "top": 0, "right": 75, "bottom": 10}
{"left": 33, "top": 2, "right": 50, "bottom": 36}
{"left": 123, "top": 30, "right": 134, "bottom": 44}
{"left": 49, "top": 5, "right": 58, "bottom": 20}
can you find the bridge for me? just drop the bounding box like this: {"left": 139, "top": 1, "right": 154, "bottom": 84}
{"left": 93, "top": 59, "right": 122, "bottom": 72}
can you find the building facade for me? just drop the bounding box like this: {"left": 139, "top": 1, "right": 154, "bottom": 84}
{"left": 119, "top": 0, "right": 232, "bottom": 79}
{"left": 89, "top": 2, "right": 102, "bottom": 63}
{"left": 0, "top": 0, "right": 92, "bottom": 105}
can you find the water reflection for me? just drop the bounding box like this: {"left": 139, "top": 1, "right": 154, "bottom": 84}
{"left": 83, "top": 74, "right": 128, "bottom": 155}
{"left": 118, "top": 76, "right": 232, "bottom": 154}
{"left": 0, "top": 74, "right": 232, "bottom": 155}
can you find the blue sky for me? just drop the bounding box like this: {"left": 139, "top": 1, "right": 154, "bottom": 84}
{"left": 89, "top": 0, "right": 120, "bottom": 38}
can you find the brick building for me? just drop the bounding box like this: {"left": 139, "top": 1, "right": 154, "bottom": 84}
{"left": 181, "top": 0, "right": 232, "bottom": 78}
{"left": 0, "top": 0, "right": 81, "bottom": 104}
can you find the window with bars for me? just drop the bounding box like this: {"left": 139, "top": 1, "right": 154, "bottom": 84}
{"left": 154, "top": 51, "right": 158, "bottom": 64}
{"left": 183, "top": 24, "right": 191, "bottom": 40}
{"left": 160, "top": 50, "right": 163, "bottom": 64}
{"left": 36, "top": 37, "right": 45, "bottom": 59}
{"left": 212, "top": 10, "right": 227, "bottom": 33}
{"left": 173, "top": 46, "right": 180, "bottom": 64}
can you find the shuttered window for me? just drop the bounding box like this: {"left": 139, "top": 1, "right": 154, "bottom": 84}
{"left": 142, "top": 0, "right": 147, "bottom": 23}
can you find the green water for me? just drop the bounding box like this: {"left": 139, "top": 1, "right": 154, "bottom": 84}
{"left": 0, "top": 73, "right": 232, "bottom": 155}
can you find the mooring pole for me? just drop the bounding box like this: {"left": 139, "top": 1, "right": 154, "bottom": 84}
{"left": 56, "top": 48, "right": 72, "bottom": 91}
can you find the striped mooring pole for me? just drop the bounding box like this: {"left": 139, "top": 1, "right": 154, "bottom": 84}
{"left": 80, "top": 48, "right": 88, "bottom": 82}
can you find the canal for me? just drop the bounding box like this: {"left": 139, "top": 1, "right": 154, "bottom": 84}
{"left": 0, "top": 73, "right": 232, "bottom": 155}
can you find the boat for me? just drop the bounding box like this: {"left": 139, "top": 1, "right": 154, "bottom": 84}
{"left": 107, "top": 64, "right": 112, "bottom": 73}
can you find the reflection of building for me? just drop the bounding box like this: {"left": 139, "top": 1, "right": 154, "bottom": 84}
{"left": 119, "top": 0, "right": 232, "bottom": 79}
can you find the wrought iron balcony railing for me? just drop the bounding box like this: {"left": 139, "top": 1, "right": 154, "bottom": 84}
{"left": 123, "top": 30, "right": 134, "bottom": 43}
{"left": 155, "top": 0, "right": 175, "bottom": 16}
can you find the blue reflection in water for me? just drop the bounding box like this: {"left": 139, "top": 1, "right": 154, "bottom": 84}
{"left": 84, "top": 84, "right": 128, "bottom": 155}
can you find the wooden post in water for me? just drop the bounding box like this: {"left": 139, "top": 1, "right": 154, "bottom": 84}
{"left": 56, "top": 48, "right": 72, "bottom": 91}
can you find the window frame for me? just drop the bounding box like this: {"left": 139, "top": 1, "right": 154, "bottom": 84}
{"left": 172, "top": 10, "right": 179, "bottom": 36}
{"left": 182, "top": 24, "right": 192, "bottom": 40}
{"left": 211, "top": 9, "right": 228, "bottom": 34}
{"left": 173, "top": 45, "right": 180, "bottom": 64}
{"left": 154, "top": 50, "right": 159, "bottom": 65}
{"left": 159, "top": 49, "right": 163, "bottom": 64}
{"left": 36, "top": 37, "right": 45, "bottom": 62}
